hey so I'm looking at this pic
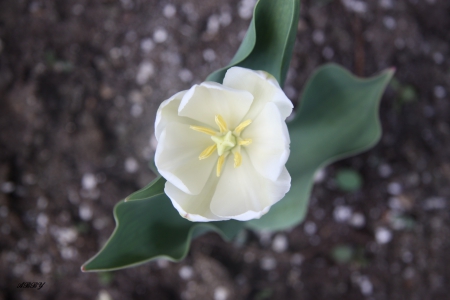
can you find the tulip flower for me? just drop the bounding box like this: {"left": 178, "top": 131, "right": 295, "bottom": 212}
{"left": 155, "top": 67, "right": 293, "bottom": 221}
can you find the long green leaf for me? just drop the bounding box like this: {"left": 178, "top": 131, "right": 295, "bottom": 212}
{"left": 206, "top": 0, "right": 300, "bottom": 86}
{"left": 82, "top": 194, "right": 243, "bottom": 271}
{"left": 247, "top": 64, "right": 395, "bottom": 230}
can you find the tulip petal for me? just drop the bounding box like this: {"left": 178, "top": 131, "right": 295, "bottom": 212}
{"left": 223, "top": 67, "right": 293, "bottom": 121}
{"left": 178, "top": 82, "right": 254, "bottom": 130}
{"left": 242, "top": 102, "right": 290, "bottom": 181}
{"left": 155, "top": 122, "right": 217, "bottom": 195}
{"left": 165, "top": 176, "right": 226, "bottom": 222}
{"left": 210, "top": 151, "right": 291, "bottom": 221}
{"left": 154, "top": 91, "right": 188, "bottom": 141}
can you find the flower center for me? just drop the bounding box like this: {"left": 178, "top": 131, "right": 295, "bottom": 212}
{"left": 190, "top": 114, "right": 252, "bottom": 177}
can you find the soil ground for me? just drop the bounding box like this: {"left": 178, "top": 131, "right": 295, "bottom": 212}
{"left": 1, "top": 0, "right": 449, "bottom": 299}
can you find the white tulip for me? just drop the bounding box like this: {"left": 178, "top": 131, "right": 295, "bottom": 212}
{"left": 155, "top": 67, "right": 293, "bottom": 222}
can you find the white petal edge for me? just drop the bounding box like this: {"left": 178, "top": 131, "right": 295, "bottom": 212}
{"left": 223, "top": 67, "right": 293, "bottom": 121}
{"left": 154, "top": 90, "right": 187, "bottom": 141}
{"left": 210, "top": 151, "right": 291, "bottom": 221}
{"left": 178, "top": 82, "right": 254, "bottom": 130}
{"left": 165, "top": 179, "right": 226, "bottom": 222}
{"left": 242, "top": 102, "right": 290, "bottom": 181}
{"left": 155, "top": 122, "right": 217, "bottom": 195}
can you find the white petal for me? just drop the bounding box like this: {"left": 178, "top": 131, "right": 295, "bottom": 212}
{"left": 242, "top": 102, "right": 290, "bottom": 181}
{"left": 178, "top": 82, "right": 254, "bottom": 130}
{"left": 210, "top": 151, "right": 291, "bottom": 221}
{"left": 223, "top": 67, "right": 293, "bottom": 121}
{"left": 155, "top": 122, "right": 217, "bottom": 195}
{"left": 165, "top": 176, "right": 226, "bottom": 222}
{"left": 154, "top": 91, "right": 188, "bottom": 141}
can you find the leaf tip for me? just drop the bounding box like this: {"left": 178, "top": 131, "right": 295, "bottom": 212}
{"left": 80, "top": 265, "right": 87, "bottom": 272}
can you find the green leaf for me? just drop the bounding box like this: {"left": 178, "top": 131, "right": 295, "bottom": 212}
{"left": 247, "top": 64, "right": 394, "bottom": 230}
{"left": 125, "top": 176, "right": 165, "bottom": 202}
{"left": 82, "top": 194, "right": 243, "bottom": 271}
{"left": 206, "top": 0, "right": 300, "bottom": 86}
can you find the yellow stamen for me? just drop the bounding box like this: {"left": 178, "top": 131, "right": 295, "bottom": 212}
{"left": 234, "top": 119, "right": 252, "bottom": 134}
{"left": 216, "top": 154, "right": 226, "bottom": 177}
{"left": 190, "top": 125, "right": 217, "bottom": 136}
{"left": 233, "top": 152, "right": 242, "bottom": 168}
{"left": 215, "top": 114, "right": 228, "bottom": 133}
{"left": 238, "top": 138, "right": 252, "bottom": 146}
{"left": 198, "top": 144, "right": 217, "bottom": 160}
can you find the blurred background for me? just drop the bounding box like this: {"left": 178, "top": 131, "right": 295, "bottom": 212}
{"left": 0, "top": 0, "right": 449, "bottom": 299}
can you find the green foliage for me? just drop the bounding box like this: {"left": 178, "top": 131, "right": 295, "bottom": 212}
{"left": 248, "top": 64, "right": 394, "bottom": 231}
{"left": 82, "top": 193, "right": 243, "bottom": 271}
{"left": 206, "top": 0, "right": 300, "bottom": 86}
{"left": 335, "top": 168, "right": 363, "bottom": 192}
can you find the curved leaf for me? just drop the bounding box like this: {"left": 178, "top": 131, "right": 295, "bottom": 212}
{"left": 125, "top": 176, "right": 165, "bottom": 202}
{"left": 206, "top": 0, "right": 300, "bottom": 86}
{"left": 82, "top": 194, "right": 243, "bottom": 271}
{"left": 247, "top": 64, "right": 395, "bottom": 230}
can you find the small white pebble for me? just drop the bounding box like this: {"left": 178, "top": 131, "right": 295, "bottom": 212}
{"left": 40, "top": 260, "right": 52, "bottom": 274}
{"left": 163, "top": 4, "right": 176, "bottom": 18}
{"left": 214, "top": 286, "right": 229, "bottom": 300}
{"left": 434, "top": 86, "right": 446, "bottom": 99}
{"left": 0, "top": 206, "right": 8, "bottom": 218}
{"left": 97, "top": 290, "right": 112, "bottom": 300}
{"left": 260, "top": 256, "right": 277, "bottom": 270}
{"left": 290, "top": 253, "right": 304, "bottom": 266}
{"left": 82, "top": 173, "right": 97, "bottom": 190}
{"left": 37, "top": 196, "right": 48, "bottom": 209}
{"left": 379, "top": 0, "right": 393, "bottom": 9}
{"left": 312, "top": 30, "right": 325, "bottom": 45}
{"left": 349, "top": 212, "right": 366, "bottom": 228}
{"left": 37, "top": 213, "right": 49, "bottom": 228}
{"left": 314, "top": 169, "right": 326, "bottom": 183}
{"left": 140, "top": 38, "right": 155, "bottom": 53}
{"left": 207, "top": 15, "right": 221, "bottom": 35}
{"left": 61, "top": 246, "right": 77, "bottom": 260}
{"left": 179, "top": 265, "right": 194, "bottom": 280}
{"left": 432, "top": 52, "right": 444, "bottom": 65}
{"left": 238, "top": 0, "right": 257, "bottom": 20}
{"left": 378, "top": 164, "right": 393, "bottom": 178}
{"left": 342, "top": 0, "right": 368, "bottom": 14}
{"left": 333, "top": 205, "right": 352, "bottom": 223}
{"left": 387, "top": 182, "right": 402, "bottom": 195}
{"left": 203, "top": 48, "right": 216, "bottom": 62}
{"left": 272, "top": 234, "right": 288, "bottom": 253}
{"left": 79, "top": 204, "right": 93, "bottom": 221}
{"left": 109, "top": 47, "right": 122, "bottom": 59}
{"left": 130, "top": 104, "right": 143, "bottom": 117}
{"left": 136, "top": 61, "right": 154, "bottom": 85}
{"left": 304, "top": 221, "right": 317, "bottom": 235}
{"left": 219, "top": 11, "right": 232, "bottom": 26}
{"left": 1, "top": 182, "right": 15, "bottom": 193}
{"left": 383, "top": 16, "right": 396, "bottom": 30}
{"left": 375, "top": 227, "right": 392, "bottom": 244}
{"left": 178, "top": 69, "right": 193, "bottom": 83}
{"left": 423, "top": 197, "right": 446, "bottom": 210}
{"left": 359, "top": 276, "right": 373, "bottom": 295}
{"left": 322, "top": 46, "right": 334, "bottom": 59}
{"left": 125, "top": 157, "right": 139, "bottom": 173}
{"left": 153, "top": 28, "right": 168, "bottom": 43}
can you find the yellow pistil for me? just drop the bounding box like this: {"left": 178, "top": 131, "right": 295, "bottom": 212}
{"left": 198, "top": 144, "right": 217, "bottom": 160}
{"left": 233, "top": 151, "right": 242, "bottom": 168}
{"left": 190, "top": 125, "right": 217, "bottom": 136}
{"left": 216, "top": 154, "right": 226, "bottom": 177}
{"left": 238, "top": 138, "right": 252, "bottom": 146}
{"left": 234, "top": 119, "right": 252, "bottom": 135}
{"left": 215, "top": 115, "right": 228, "bottom": 133}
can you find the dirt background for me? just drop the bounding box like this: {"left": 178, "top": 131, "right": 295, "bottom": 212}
{"left": 1, "top": 0, "right": 449, "bottom": 299}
